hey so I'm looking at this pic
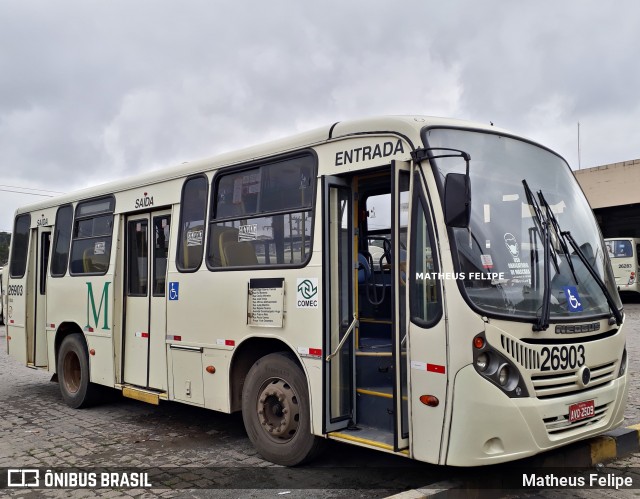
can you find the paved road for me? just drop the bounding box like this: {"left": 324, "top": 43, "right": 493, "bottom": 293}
{"left": 1, "top": 302, "right": 639, "bottom": 498}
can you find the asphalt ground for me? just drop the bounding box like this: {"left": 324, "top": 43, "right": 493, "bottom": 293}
{"left": 1, "top": 301, "right": 639, "bottom": 498}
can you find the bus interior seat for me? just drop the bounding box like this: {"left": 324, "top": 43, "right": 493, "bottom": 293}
{"left": 182, "top": 225, "right": 205, "bottom": 268}
{"left": 222, "top": 241, "right": 259, "bottom": 267}
{"left": 358, "top": 253, "right": 371, "bottom": 283}
{"left": 208, "top": 226, "right": 235, "bottom": 267}
{"left": 217, "top": 228, "right": 240, "bottom": 266}
{"left": 83, "top": 247, "right": 109, "bottom": 273}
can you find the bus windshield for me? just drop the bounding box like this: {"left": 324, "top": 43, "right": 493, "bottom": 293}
{"left": 606, "top": 239, "right": 633, "bottom": 258}
{"left": 424, "top": 128, "right": 621, "bottom": 321}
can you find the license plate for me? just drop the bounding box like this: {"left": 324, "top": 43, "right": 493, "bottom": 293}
{"left": 568, "top": 400, "right": 595, "bottom": 423}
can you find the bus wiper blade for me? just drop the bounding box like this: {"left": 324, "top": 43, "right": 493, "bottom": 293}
{"left": 537, "top": 191, "right": 579, "bottom": 286}
{"left": 560, "top": 230, "right": 624, "bottom": 326}
{"left": 522, "top": 180, "right": 551, "bottom": 331}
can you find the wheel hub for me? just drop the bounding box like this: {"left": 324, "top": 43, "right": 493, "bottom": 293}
{"left": 62, "top": 351, "right": 81, "bottom": 394}
{"left": 257, "top": 379, "right": 299, "bottom": 440}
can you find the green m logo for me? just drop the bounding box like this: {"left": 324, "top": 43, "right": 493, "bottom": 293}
{"left": 86, "top": 281, "right": 111, "bottom": 331}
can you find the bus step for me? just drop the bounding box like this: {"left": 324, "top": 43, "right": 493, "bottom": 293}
{"left": 329, "top": 424, "right": 395, "bottom": 452}
{"left": 356, "top": 387, "right": 394, "bottom": 432}
{"left": 358, "top": 321, "right": 392, "bottom": 341}
{"left": 356, "top": 354, "right": 394, "bottom": 386}
{"left": 121, "top": 386, "right": 167, "bottom": 406}
{"left": 358, "top": 337, "right": 392, "bottom": 352}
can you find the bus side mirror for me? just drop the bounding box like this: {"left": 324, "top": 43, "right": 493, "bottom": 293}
{"left": 444, "top": 173, "right": 471, "bottom": 228}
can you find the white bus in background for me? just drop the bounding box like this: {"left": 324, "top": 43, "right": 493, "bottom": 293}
{"left": 605, "top": 238, "right": 640, "bottom": 293}
{"left": 5, "top": 116, "right": 627, "bottom": 467}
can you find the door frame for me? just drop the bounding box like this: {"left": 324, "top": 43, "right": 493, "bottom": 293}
{"left": 122, "top": 209, "right": 171, "bottom": 389}
{"left": 322, "top": 175, "right": 356, "bottom": 433}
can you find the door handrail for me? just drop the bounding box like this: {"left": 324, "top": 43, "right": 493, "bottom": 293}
{"left": 325, "top": 314, "right": 358, "bottom": 362}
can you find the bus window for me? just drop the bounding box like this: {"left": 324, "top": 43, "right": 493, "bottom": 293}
{"left": 153, "top": 215, "right": 171, "bottom": 296}
{"left": 208, "top": 155, "right": 315, "bottom": 269}
{"left": 69, "top": 197, "right": 115, "bottom": 275}
{"left": 177, "top": 175, "right": 208, "bottom": 272}
{"left": 9, "top": 214, "right": 31, "bottom": 278}
{"left": 51, "top": 205, "right": 73, "bottom": 277}
{"left": 410, "top": 189, "right": 441, "bottom": 325}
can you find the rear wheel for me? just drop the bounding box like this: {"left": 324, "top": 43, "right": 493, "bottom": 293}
{"left": 57, "top": 333, "right": 95, "bottom": 408}
{"left": 242, "top": 352, "right": 323, "bottom": 466}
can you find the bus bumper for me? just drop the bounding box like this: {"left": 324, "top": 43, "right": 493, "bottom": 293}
{"left": 445, "top": 365, "right": 628, "bottom": 466}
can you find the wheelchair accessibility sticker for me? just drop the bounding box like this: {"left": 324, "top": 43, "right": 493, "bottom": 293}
{"left": 169, "top": 282, "right": 179, "bottom": 301}
{"left": 563, "top": 286, "right": 583, "bottom": 312}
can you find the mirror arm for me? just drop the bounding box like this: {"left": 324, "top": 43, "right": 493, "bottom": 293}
{"left": 411, "top": 147, "right": 471, "bottom": 167}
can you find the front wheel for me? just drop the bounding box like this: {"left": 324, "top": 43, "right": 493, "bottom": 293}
{"left": 57, "top": 333, "right": 96, "bottom": 408}
{"left": 242, "top": 352, "right": 323, "bottom": 466}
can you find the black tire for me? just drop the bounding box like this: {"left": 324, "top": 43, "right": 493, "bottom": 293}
{"left": 57, "top": 333, "right": 96, "bottom": 409}
{"left": 242, "top": 352, "right": 324, "bottom": 466}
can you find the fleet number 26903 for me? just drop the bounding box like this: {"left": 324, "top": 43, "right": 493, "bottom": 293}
{"left": 540, "top": 345, "right": 585, "bottom": 371}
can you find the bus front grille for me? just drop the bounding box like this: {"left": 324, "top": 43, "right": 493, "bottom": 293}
{"left": 531, "top": 362, "right": 616, "bottom": 399}
{"left": 500, "top": 335, "right": 540, "bottom": 370}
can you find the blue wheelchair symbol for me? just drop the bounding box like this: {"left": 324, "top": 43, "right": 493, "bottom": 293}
{"left": 169, "top": 282, "right": 179, "bottom": 301}
{"left": 563, "top": 286, "right": 582, "bottom": 312}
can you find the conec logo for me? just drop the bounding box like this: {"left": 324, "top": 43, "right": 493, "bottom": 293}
{"left": 298, "top": 279, "right": 317, "bottom": 300}
{"left": 296, "top": 278, "right": 319, "bottom": 308}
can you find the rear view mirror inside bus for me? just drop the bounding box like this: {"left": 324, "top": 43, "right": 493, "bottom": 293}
{"left": 444, "top": 172, "right": 471, "bottom": 228}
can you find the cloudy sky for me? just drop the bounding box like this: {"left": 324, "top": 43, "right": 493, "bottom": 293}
{"left": 1, "top": 0, "right": 639, "bottom": 232}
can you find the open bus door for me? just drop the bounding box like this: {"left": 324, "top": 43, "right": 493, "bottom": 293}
{"left": 34, "top": 226, "right": 51, "bottom": 367}
{"left": 322, "top": 161, "right": 412, "bottom": 453}
{"left": 322, "top": 175, "right": 355, "bottom": 433}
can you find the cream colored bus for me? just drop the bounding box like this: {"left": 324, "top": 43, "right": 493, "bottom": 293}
{"left": 5, "top": 116, "right": 627, "bottom": 466}
{"left": 605, "top": 238, "right": 640, "bottom": 293}
{"left": 0, "top": 266, "right": 5, "bottom": 326}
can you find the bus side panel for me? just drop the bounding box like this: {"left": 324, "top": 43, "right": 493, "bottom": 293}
{"left": 7, "top": 326, "right": 28, "bottom": 364}
{"left": 202, "top": 348, "right": 231, "bottom": 412}
{"left": 87, "top": 335, "right": 115, "bottom": 386}
{"left": 6, "top": 237, "right": 32, "bottom": 365}
{"left": 46, "top": 273, "right": 116, "bottom": 387}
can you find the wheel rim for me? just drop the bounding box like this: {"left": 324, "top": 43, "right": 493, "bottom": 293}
{"left": 256, "top": 378, "right": 300, "bottom": 442}
{"left": 62, "top": 350, "right": 81, "bottom": 394}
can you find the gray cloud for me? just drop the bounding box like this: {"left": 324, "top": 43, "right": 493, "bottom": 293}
{"left": 1, "top": 0, "right": 639, "bottom": 231}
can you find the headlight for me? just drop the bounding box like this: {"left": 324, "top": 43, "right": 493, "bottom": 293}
{"left": 471, "top": 332, "right": 528, "bottom": 397}
{"left": 498, "top": 365, "right": 510, "bottom": 386}
{"left": 476, "top": 352, "right": 489, "bottom": 372}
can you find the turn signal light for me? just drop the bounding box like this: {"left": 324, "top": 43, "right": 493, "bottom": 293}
{"left": 89, "top": 349, "right": 96, "bottom": 356}
{"left": 419, "top": 395, "right": 439, "bottom": 407}
{"left": 473, "top": 336, "right": 485, "bottom": 349}
{"left": 206, "top": 366, "right": 216, "bottom": 374}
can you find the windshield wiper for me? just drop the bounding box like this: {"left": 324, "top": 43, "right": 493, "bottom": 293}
{"left": 537, "top": 191, "right": 623, "bottom": 326}
{"left": 522, "top": 180, "right": 552, "bottom": 331}
{"left": 537, "top": 192, "right": 579, "bottom": 286}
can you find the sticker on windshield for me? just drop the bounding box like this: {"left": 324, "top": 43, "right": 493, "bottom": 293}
{"left": 481, "top": 254, "right": 493, "bottom": 269}
{"left": 504, "top": 232, "right": 532, "bottom": 284}
{"left": 504, "top": 233, "right": 519, "bottom": 258}
{"left": 563, "top": 286, "right": 583, "bottom": 312}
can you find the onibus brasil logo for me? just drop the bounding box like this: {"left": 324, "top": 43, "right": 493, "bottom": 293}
{"left": 297, "top": 278, "right": 318, "bottom": 308}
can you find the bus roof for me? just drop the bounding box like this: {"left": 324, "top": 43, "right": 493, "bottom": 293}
{"left": 14, "top": 115, "right": 505, "bottom": 216}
